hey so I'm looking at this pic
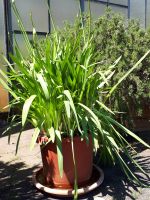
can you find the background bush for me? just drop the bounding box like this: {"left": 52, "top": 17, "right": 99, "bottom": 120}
{"left": 92, "top": 10, "right": 150, "bottom": 118}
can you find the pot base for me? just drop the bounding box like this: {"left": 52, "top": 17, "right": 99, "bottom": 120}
{"left": 32, "top": 164, "right": 104, "bottom": 197}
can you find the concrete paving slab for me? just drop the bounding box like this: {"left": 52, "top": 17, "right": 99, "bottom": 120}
{"left": 0, "top": 128, "right": 149, "bottom": 200}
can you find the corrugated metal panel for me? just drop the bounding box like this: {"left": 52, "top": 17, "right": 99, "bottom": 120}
{"left": 146, "top": 0, "right": 150, "bottom": 28}
{"left": 130, "top": 0, "right": 145, "bottom": 28}
{"left": 50, "top": 0, "right": 79, "bottom": 28}
{"left": 85, "top": 1, "right": 107, "bottom": 19}
{"left": 12, "top": 0, "right": 49, "bottom": 32}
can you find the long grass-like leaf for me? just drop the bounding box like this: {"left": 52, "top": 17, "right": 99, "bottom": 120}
{"left": 15, "top": 130, "right": 23, "bottom": 155}
{"left": 11, "top": 0, "right": 33, "bottom": 53}
{"left": 0, "top": 78, "right": 18, "bottom": 99}
{"left": 0, "top": 69, "right": 11, "bottom": 83}
{"left": 30, "top": 127, "right": 40, "bottom": 150}
{"left": 104, "top": 115, "right": 150, "bottom": 148}
{"left": 96, "top": 100, "right": 115, "bottom": 115}
{"left": 71, "top": 130, "right": 78, "bottom": 200}
{"left": 22, "top": 95, "right": 36, "bottom": 127}
{"left": 55, "top": 130, "right": 63, "bottom": 177}
{"left": 108, "top": 50, "right": 150, "bottom": 97}
{"left": 64, "top": 100, "right": 71, "bottom": 119}
{"left": 37, "top": 73, "right": 49, "bottom": 100}
{"left": 64, "top": 90, "right": 81, "bottom": 133}
{"left": 78, "top": 103, "right": 102, "bottom": 131}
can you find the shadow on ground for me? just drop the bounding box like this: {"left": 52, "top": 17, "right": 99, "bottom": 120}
{"left": 0, "top": 161, "right": 43, "bottom": 200}
{"left": 0, "top": 123, "right": 33, "bottom": 140}
{"left": 0, "top": 151, "right": 149, "bottom": 200}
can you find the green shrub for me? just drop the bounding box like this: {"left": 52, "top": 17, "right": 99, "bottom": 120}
{"left": 92, "top": 10, "right": 150, "bottom": 117}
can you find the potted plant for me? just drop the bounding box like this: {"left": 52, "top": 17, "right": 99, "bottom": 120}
{"left": 0, "top": 1, "right": 150, "bottom": 199}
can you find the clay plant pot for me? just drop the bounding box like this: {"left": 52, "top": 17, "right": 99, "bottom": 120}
{"left": 40, "top": 135, "right": 93, "bottom": 189}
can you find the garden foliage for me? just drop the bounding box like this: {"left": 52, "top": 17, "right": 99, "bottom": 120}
{"left": 92, "top": 10, "right": 150, "bottom": 116}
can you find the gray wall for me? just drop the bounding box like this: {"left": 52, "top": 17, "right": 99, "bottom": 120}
{"left": 1, "top": 0, "right": 150, "bottom": 64}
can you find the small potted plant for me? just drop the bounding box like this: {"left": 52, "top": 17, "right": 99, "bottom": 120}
{"left": 0, "top": 1, "right": 150, "bottom": 199}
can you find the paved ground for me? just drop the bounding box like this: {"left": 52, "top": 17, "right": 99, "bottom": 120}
{"left": 0, "top": 125, "right": 149, "bottom": 200}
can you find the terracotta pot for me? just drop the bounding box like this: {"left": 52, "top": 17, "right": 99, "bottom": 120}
{"left": 0, "top": 85, "right": 9, "bottom": 112}
{"left": 41, "top": 135, "right": 93, "bottom": 189}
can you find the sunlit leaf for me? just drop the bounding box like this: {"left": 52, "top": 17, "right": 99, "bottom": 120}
{"left": 30, "top": 127, "right": 40, "bottom": 150}
{"left": 55, "top": 130, "right": 63, "bottom": 177}
{"left": 22, "top": 95, "right": 36, "bottom": 127}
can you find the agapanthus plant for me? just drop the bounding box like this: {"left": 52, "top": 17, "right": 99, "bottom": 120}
{"left": 0, "top": 1, "right": 150, "bottom": 199}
